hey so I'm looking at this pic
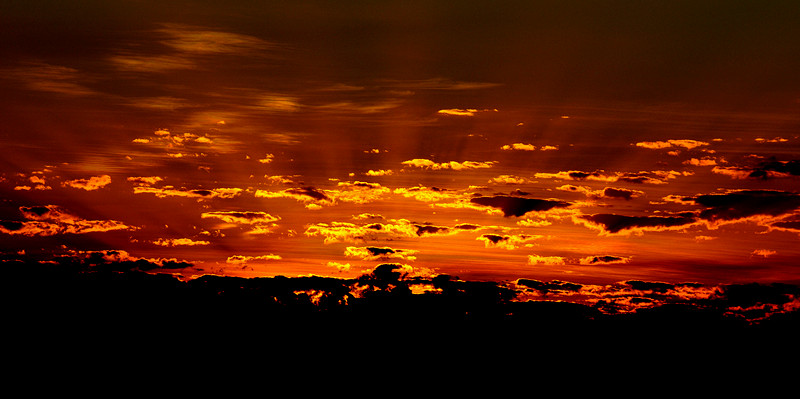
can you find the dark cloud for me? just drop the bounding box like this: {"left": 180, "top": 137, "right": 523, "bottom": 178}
{"left": 688, "top": 190, "right": 800, "bottom": 223}
{"left": 479, "top": 234, "right": 504, "bottom": 244}
{"left": 0, "top": 221, "right": 24, "bottom": 231}
{"left": 569, "top": 171, "right": 600, "bottom": 180}
{"left": 580, "top": 255, "right": 630, "bottom": 265}
{"left": 367, "top": 247, "right": 396, "bottom": 256}
{"left": 517, "top": 278, "right": 583, "bottom": 293}
{"left": 616, "top": 171, "right": 682, "bottom": 185}
{"left": 625, "top": 280, "right": 681, "bottom": 293}
{"left": 578, "top": 213, "right": 696, "bottom": 234}
{"left": 748, "top": 159, "right": 800, "bottom": 180}
{"left": 19, "top": 206, "right": 51, "bottom": 218}
{"left": 771, "top": 220, "right": 800, "bottom": 231}
{"left": 602, "top": 187, "right": 641, "bottom": 201}
{"left": 286, "top": 187, "right": 330, "bottom": 201}
{"left": 471, "top": 195, "right": 570, "bottom": 217}
{"left": 454, "top": 223, "right": 481, "bottom": 230}
{"left": 415, "top": 224, "right": 450, "bottom": 236}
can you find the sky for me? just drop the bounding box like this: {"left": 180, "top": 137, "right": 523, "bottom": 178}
{"left": 2, "top": 0, "right": 800, "bottom": 288}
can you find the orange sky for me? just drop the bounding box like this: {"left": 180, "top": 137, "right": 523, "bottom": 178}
{"left": 2, "top": 1, "right": 800, "bottom": 285}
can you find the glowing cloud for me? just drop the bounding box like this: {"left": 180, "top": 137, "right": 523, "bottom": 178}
{"left": 366, "top": 169, "right": 393, "bottom": 176}
{"left": 63, "top": 175, "right": 112, "bottom": 191}
{"left": 134, "top": 186, "right": 242, "bottom": 199}
{"left": 327, "top": 261, "right": 351, "bottom": 272}
{"left": 488, "top": 175, "right": 536, "bottom": 185}
{"left": 635, "top": 139, "right": 710, "bottom": 150}
{"left": 528, "top": 255, "right": 567, "bottom": 265}
{"left": 393, "top": 185, "right": 463, "bottom": 202}
{"left": 152, "top": 238, "right": 210, "bottom": 247}
{"left": 683, "top": 158, "right": 719, "bottom": 166}
{"left": 401, "top": 159, "right": 497, "bottom": 170}
{"left": 751, "top": 249, "right": 776, "bottom": 258}
{"left": 1, "top": 205, "right": 134, "bottom": 237}
{"left": 201, "top": 211, "right": 280, "bottom": 224}
{"left": 501, "top": 143, "right": 536, "bottom": 151}
{"left": 127, "top": 176, "right": 164, "bottom": 185}
{"left": 155, "top": 23, "right": 274, "bottom": 55}
{"left": 437, "top": 108, "right": 497, "bottom": 116}
{"left": 305, "top": 219, "right": 467, "bottom": 244}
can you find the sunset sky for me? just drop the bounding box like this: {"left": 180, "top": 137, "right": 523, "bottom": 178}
{"left": 3, "top": 0, "right": 800, "bottom": 287}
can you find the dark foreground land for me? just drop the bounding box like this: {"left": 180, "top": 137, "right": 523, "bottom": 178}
{"left": 4, "top": 258, "right": 800, "bottom": 374}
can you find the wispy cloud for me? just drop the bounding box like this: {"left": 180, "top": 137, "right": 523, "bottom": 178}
{"left": 156, "top": 23, "right": 274, "bottom": 55}
{"left": 109, "top": 54, "right": 196, "bottom": 72}
{"left": 110, "top": 24, "right": 275, "bottom": 73}
{"left": 379, "top": 78, "right": 502, "bottom": 91}
{"left": 437, "top": 108, "right": 497, "bottom": 116}
{"left": 7, "top": 62, "right": 98, "bottom": 96}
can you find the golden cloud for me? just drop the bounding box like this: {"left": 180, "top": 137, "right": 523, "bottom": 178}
{"left": 63, "top": 175, "right": 112, "bottom": 191}
{"left": 401, "top": 159, "right": 497, "bottom": 170}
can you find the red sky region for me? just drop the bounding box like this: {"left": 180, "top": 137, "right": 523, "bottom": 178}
{"left": 2, "top": 1, "right": 800, "bottom": 285}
